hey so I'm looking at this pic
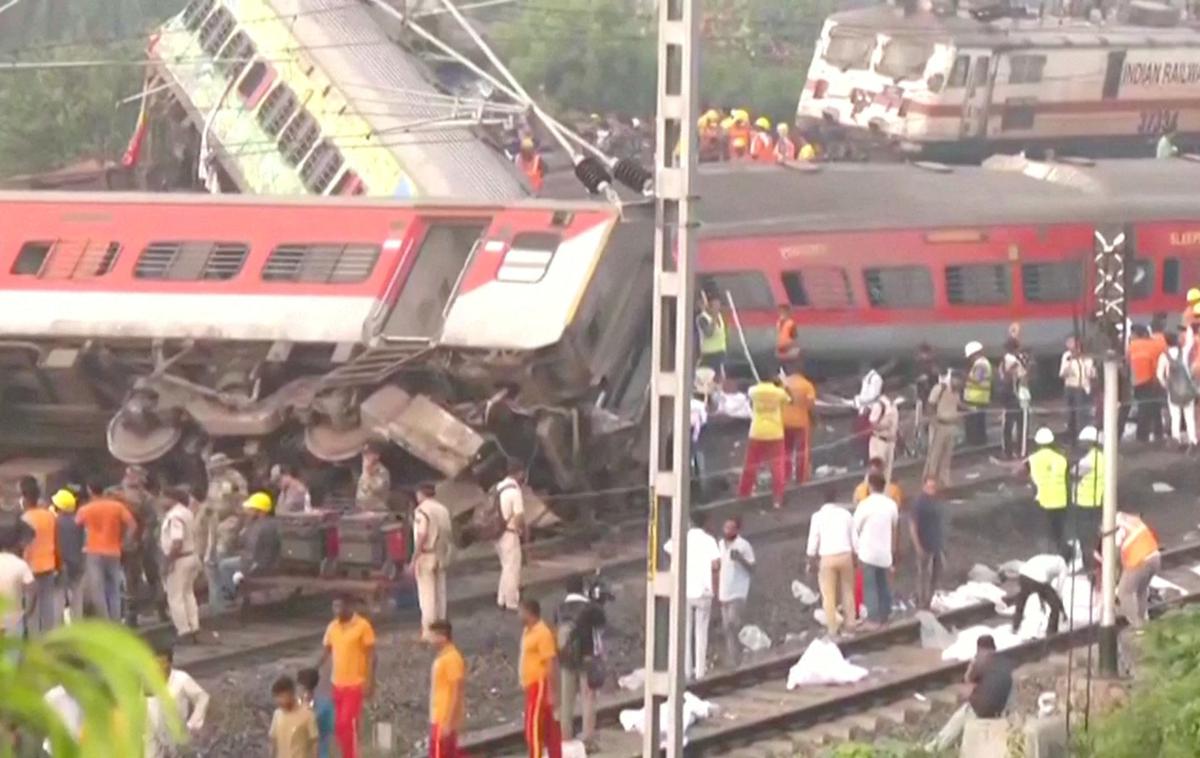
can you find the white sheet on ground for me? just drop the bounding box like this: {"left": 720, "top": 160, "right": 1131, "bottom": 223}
{"left": 618, "top": 691, "right": 717, "bottom": 745}
{"left": 792, "top": 580, "right": 819, "bottom": 605}
{"left": 786, "top": 638, "right": 869, "bottom": 688}
{"left": 941, "top": 624, "right": 1027, "bottom": 662}
{"left": 930, "top": 581, "right": 1008, "bottom": 613}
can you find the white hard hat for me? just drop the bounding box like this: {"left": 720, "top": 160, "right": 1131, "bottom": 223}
{"left": 964, "top": 341, "right": 983, "bottom": 358}
{"left": 1034, "top": 427, "right": 1055, "bottom": 445}
{"left": 1078, "top": 425, "right": 1098, "bottom": 444}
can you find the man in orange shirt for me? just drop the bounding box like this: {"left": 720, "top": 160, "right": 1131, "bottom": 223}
{"left": 76, "top": 479, "right": 136, "bottom": 621}
{"left": 427, "top": 620, "right": 466, "bottom": 758}
{"left": 519, "top": 599, "right": 561, "bottom": 758}
{"left": 19, "top": 476, "right": 58, "bottom": 635}
{"left": 318, "top": 594, "right": 375, "bottom": 758}
{"left": 853, "top": 458, "right": 905, "bottom": 510}
{"left": 1128, "top": 324, "right": 1166, "bottom": 443}
{"left": 782, "top": 361, "right": 816, "bottom": 484}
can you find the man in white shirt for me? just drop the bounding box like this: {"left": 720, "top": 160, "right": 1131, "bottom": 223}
{"left": 146, "top": 645, "right": 210, "bottom": 758}
{"left": 717, "top": 517, "right": 755, "bottom": 666}
{"left": 413, "top": 482, "right": 453, "bottom": 637}
{"left": 495, "top": 460, "right": 526, "bottom": 611}
{"left": 0, "top": 533, "right": 34, "bottom": 638}
{"left": 1011, "top": 554, "right": 1068, "bottom": 636}
{"left": 1059, "top": 336, "right": 1095, "bottom": 442}
{"left": 867, "top": 395, "right": 899, "bottom": 482}
{"left": 664, "top": 511, "right": 721, "bottom": 680}
{"left": 853, "top": 473, "right": 899, "bottom": 628}
{"left": 806, "top": 487, "right": 858, "bottom": 637}
{"left": 161, "top": 488, "right": 202, "bottom": 644}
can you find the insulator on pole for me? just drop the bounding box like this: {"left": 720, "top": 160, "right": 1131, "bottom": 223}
{"left": 614, "top": 158, "right": 654, "bottom": 196}
{"left": 574, "top": 156, "right": 613, "bottom": 195}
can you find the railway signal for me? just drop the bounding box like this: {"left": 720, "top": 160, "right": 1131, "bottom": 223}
{"left": 1092, "top": 227, "right": 1127, "bottom": 677}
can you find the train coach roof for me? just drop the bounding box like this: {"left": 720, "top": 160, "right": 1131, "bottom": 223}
{"left": 542, "top": 158, "right": 1200, "bottom": 235}
{"left": 828, "top": 5, "right": 1200, "bottom": 47}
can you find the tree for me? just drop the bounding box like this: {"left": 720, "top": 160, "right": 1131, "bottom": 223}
{"left": 0, "top": 0, "right": 181, "bottom": 52}
{"left": 0, "top": 45, "right": 145, "bottom": 177}
{"left": 0, "top": 610, "right": 178, "bottom": 757}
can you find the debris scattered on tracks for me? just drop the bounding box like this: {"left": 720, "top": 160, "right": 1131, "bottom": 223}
{"left": 786, "top": 638, "right": 869, "bottom": 688}
{"left": 738, "top": 625, "right": 772, "bottom": 651}
{"left": 790, "top": 579, "right": 819, "bottom": 605}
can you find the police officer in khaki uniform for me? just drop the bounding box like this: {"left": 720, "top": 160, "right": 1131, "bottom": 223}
{"left": 197, "top": 453, "right": 247, "bottom": 612}
{"left": 412, "top": 482, "right": 452, "bottom": 637}
{"left": 356, "top": 440, "right": 392, "bottom": 512}
{"left": 160, "top": 488, "right": 202, "bottom": 643}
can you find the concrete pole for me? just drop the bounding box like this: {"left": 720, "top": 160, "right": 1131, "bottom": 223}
{"left": 642, "top": 0, "right": 699, "bottom": 754}
{"left": 1098, "top": 353, "right": 1119, "bottom": 675}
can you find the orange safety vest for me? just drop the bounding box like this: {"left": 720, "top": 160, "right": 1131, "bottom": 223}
{"left": 750, "top": 132, "right": 774, "bottom": 162}
{"left": 1118, "top": 515, "right": 1160, "bottom": 569}
{"left": 516, "top": 153, "right": 544, "bottom": 193}
{"left": 774, "top": 136, "right": 797, "bottom": 161}
{"left": 727, "top": 124, "right": 751, "bottom": 154}
{"left": 776, "top": 316, "right": 798, "bottom": 359}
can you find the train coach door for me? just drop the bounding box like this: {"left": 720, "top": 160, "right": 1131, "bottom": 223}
{"left": 1103, "top": 51, "right": 1126, "bottom": 100}
{"left": 959, "top": 54, "right": 992, "bottom": 139}
{"left": 378, "top": 219, "right": 490, "bottom": 340}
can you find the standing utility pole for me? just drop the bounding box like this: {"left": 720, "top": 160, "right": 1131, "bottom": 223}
{"left": 642, "top": 0, "right": 699, "bottom": 754}
{"left": 1092, "top": 227, "right": 1127, "bottom": 676}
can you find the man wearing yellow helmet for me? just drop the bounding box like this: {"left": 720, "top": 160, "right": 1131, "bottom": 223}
{"left": 1184, "top": 287, "right": 1200, "bottom": 328}
{"left": 52, "top": 489, "right": 87, "bottom": 623}
{"left": 215, "top": 492, "right": 280, "bottom": 604}
{"left": 727, "top": 111, "right": 752, "bottom": 158}
{"left": 750, "top": 117, "right": 775, "bottom": 162}
{"left": 698, "top": 109, "right": 723, "bottom": 162}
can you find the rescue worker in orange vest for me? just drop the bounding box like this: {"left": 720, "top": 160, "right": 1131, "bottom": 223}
{"left": 1108, "top": 511, "right": 1161, "bottom": 631}
{"left": 729, "top": 136, "right": 750, "bottom": 161}
{"left": 781, "top": 360, "right": 816, "bottom": 484}
{"left": 750, "top": 117, "right": 775, "bottom": 162}
{"left": 774, "top": 123, "right": 798, "bottom": 162}
{"left": 775, "top": 304, "right": 800, "bottom": 362}
{"left": 1184, "top": 287, "right": 1200, "bottom": 328}
{"left": 698, "top": 109, "right": 724, "bottom": 163}
{"left": 727, "top": 110, "right": 752, "bottom": 158}
{"left": 515, "top": 137, "right": 544, "bottom": 195}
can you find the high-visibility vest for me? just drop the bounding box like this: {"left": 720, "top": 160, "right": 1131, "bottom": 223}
{"left": 1075, "top": 448, "right": 1104, "bottom": 508}
{"left": 750, "top": 132, "right": 774, "bottom": 162}
{"left": 963, "top": 356, "right": 993, "bottom": 406}
{"left": 1029, "top": 446, "right": 1068, "bottom": 510}
{"left": 698, "top": 312, "right": 727, "bottom": 355}
{"left": 516, "top": 153, "right": 543, "bottom": 192}
{"left": 1118, "top": 514, "right": 1160, "bottom": 569}
{"left": 776, "top": 316, "right": 797, "bottom": 358}
{"left": 727, "top": 124, "right": 751, "bottom": 154}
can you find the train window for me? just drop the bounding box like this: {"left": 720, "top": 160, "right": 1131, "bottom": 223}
{"left": 135, "top": 242, "right": 248, "bottom": 281}
{"left": 876, "top": 40, "right": 933, "bottom": 80}
{"left": 1008, "top": 55, "right": 1046, "bottom": 85}
{"left": 199, "top": 7, "right": 235, "bottom": 58}
{"left": 945, "top": 264, "right": 1010, "bottom": 306}
{"left": 332, "top": 170, "right": 365, "bottom": 196}
{"left": 698, "top": 272, "right": 775, "bottom": 310}
{"left": 279, "top": 110, "right": 319, "bottom": 166}
{"left": 863, "top": 266, "right": 933, "bottom": 309}
{"left": 182, "top": 0, "right": 215, "bottom": 30}
{"left": 300, "top": 140, "right": 345, "bottom": 194}
{"left": 262, "top": 244, "right": 381, "bottom": 283}
{"left": 824, "top": 29, "right": 875, "bottom": 70}
{"left": 497, "top": 233, "right": 560, "bottom": 283}
{"left": 1130, "top": 260, "right": 1154, "bottom": 300}
{"left": 217, "top": 31, "right": 254, "bottom": 78}
{"left": 781, "top": 267, "right": 854, "bottom": 308}
{"left": 1021, "top": 261, "right": 1082, "bottom": 303}
{"left": 946, "top": 55, "right": 970, "bottom": 88}
{"left": 12, "top": 242, "right": 52, "bottom": 275}
{"left": 1164, "top": 258, "right": 1181, "bottom": 294}
{"left": 1001, "top": 99, "right": 1037, "bottom": 131}
{"left": 257, "top": 85, "right": 298, "bottom": 138}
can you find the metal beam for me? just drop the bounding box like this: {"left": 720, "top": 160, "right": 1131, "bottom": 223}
{"left": 643, "top": 0, "right": 699, "bottom": 755}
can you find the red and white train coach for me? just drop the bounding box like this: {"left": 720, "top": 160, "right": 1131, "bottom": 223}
{"left": 2, "top": 158, "right": 1200, "bottom": 492}
{"left": 797, "top": 4, "right": 1200, "bottom": 161}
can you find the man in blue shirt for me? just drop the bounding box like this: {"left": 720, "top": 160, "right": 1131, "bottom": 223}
{"left": 298, "top": 667, "right": 335, "bottom": 758}
{"left": 909, "top": 477, "right": 945, "bottom": 610}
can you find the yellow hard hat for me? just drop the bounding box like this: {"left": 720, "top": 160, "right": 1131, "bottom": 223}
{"left": 51, "top": 489, "right": 77, "bottom": 512}
{"left": 243, "top": 491, "right": 273, "bottom": 513}
{"left": 720, "top": 117, "right": 735, "bottom": 130}
{"left": 755, "top": 117, "right": 771, "bottom": 130}
{"left": 732, "top": 109, "right": 749, "bottom": 123}
{"left": 1188, "top": 287, "right": 1200, "bottom": 303}
{"left": 699, "top": 109, "right": 719, "bottom": 126}
{"left": 520, "top": 136, "right": 534, "bottom": 149}
{"left": 799, "top": 143, "right": 816, "bottom": 160}
{"left": 1193, "top": 302, "right": 1200, "bottom": 316}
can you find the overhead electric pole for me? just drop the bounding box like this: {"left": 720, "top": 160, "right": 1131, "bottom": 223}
{"left": 642, "top": 0, "right": 699, "bottom": 754}
{"left": 1092, "top": 227, "right": 1127, "bottom": 676}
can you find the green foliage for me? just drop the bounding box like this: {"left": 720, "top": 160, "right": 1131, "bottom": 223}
{"left": 0, "top": 45, "right": 145, "bottom": 176}
{"left": 493, "top": 0, "right": 835, "bottom": 121}
{"left": 0, "top": 611, "right": 180, "bottom": 757}
{"left": 1076, "top": 608, "right": 1200, "bottom": 757}
{"left": 826, "top": 741, "right": 942, "bottom": 758}
{"left": 0, "top": 0, "right": 181, "bottom": 52}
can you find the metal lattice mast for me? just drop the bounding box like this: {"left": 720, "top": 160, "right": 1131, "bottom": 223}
{"left": 642, "top": 0, "right": 699, "bottom": 754}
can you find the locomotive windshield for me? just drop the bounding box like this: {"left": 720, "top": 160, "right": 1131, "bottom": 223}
{"left": 823, "top": 28, "right": 875, "bottom": 70}
{"left": 876, "top": 38, "right": 934, "bottom": 80}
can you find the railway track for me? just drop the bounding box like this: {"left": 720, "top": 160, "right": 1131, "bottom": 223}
{"left": 460, "top": 540, "right": 1200, "bottom": 757}
{"left": 179, "top": 447, "right": 1011, "bottom": 677}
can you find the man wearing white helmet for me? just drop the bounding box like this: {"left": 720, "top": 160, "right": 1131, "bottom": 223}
{"left": 962, "top": 342, "right": 992, "bottom": 447}
{"left": 1074, "top": 426, "right": 1104, "bottom": 551}
{"left": 1027, "top": 427, "right": 1070, "bottom": 560}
